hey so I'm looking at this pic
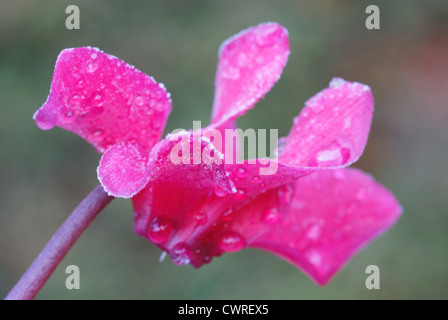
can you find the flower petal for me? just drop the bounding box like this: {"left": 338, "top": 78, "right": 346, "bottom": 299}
{"left": 132, "top": 132, "right": 235, "bottom": 263}
{"left": 97, "top": 142, "right": 151, "bottom": 198}
{"left": 244, "top": 169, "right": 402, "bottom": 285}
{"left": 208, "top": 78, "right": 374, "bottom": 207}
{"left": 280, "top": 78, "right": 374, "bottom": 168}
{"left": 210, "top": 22, "right": 289, "bottom": 127}
{"left": 34, "top": 47, "right": 171, "bottom": 153}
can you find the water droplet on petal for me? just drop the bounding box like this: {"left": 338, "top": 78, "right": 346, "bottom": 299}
{"left": 317, "top": 149, "right": 341, "bottom": 163}
{"left": 306, "top": 224, "right": 321, "bottom": 240}
{"left": 214, "top": 184, "right": 228, "bottom": 197}
{"left": 171, "top": 243, "right": 191, "bottom": 266}
{"left": 77, "top": 80, "right": 85, "bottom": 89}
{"left": 135, "top": 95, "right": 144, "bottom": 106}
{"left": 92, "top": 129, "right": 103, "bottom": 140}
{"left": 93, "top": 93, "right": 104, "bottom": 107}
{"left": 278, "top": 185, "right": 294, "bottom": 205}
{"left": 234, "top": 189, "right": 246, "bottom": 201}
{"left": 236, "top": 167, "right": 247, "bottom": 178}
{"left": 91, "top": 53, "right": 97, "bottom": 60}
{"left": 146, "top": 216, "right": 173, "bottom": 244}
{"left": 220, "top": 208, "right": 234, "bottom": 222}
{"left": 63, "top": 111, "right": 75, "bottom": 123}
{"left": 193, "top": 212, "right": 208, "bottom": 225}
{"left": 218, "top": 232, "right": 245, "bottom": 252}
{"left": 306, "top": 249, "right": 322, "bottom": 267}
{"left": 313, "top": 146, "right": 351, "bottom": 167}
{"left": 86, "top": 62, "right": 98, "bottom": 73}
{"left": 252, "top": 175, "right": 260, "bottom": 184}
{"left": 330, "top": 77, "right": 345, "bottom": 89}
{"left": 262, "top": 207, "right": 281, "bottom": 225}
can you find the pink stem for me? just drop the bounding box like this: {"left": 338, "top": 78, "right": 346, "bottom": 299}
{"left": 5, "top": 185, "right": 114, "bottom": 300}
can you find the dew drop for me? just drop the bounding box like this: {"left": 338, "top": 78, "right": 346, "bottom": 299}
{"left": 278, "top": 185, "right": 294, "bottom": 205}
{"left": 92, "top": 129, "right": 103, "bottom": 139}
{"left": 262, "top": 207, "right": 281, "bottom": 225}
{"left": 236, "top": 167, "right": 247, "bottom": 178}
{"left": 193, "top": 212, "right": 208, "bottom": 225}
{"left": 63, "top": 111, "right": 75, "bottom": 123}
{"left": 220, "top": 208, "right": 234, "bottom": 222}
{"left": 171, "top": 243, "right": 191, "bottom": 266}
{"left": 234, "top": 189, "right": 246, "bottom": 201}
{"left": 93, "top": 93, "right": 104, "bottom": 107}
{"left": 306, "top": 224, "right": 321, "bottom": 240}
{"left": 330, "top": 77, "right": 345, "bottom": 89}
{"left": 135, "top": 95, "right": 144, "bottom": 106}
{"left": 252, "top": 175, "right": 261, "bottom": 184}
{"left": 316, "top": 149, "right": 341, "bottom": 163}
{"left": 91, "top": 53, "right": 97, "bottom": 60}
{"left": 214, "top": 184, "right": 228, "bottom": 197}
{"left": 218, "top": 232, "right": 245, "bottom": 252}
{"left": 306, "top": 249, "right": 322, "bottom": 267}
{"left": 146, "top": 216, "right": 173, "bottom": 244}
{"left": 86, "top": 62, "right": 98, "bottom": 73}
{"left": 77, "top": 80, "right": 85, "bottom": 89}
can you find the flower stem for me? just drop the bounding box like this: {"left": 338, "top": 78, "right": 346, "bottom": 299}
{"left": 5, "top": 185, "right": 114, "bottom": 300}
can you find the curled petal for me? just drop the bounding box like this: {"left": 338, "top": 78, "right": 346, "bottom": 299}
{"left": 34, "top": 47, "right": 171, "bottom": 152}
{"left": 211, "top": 22, "right": 289, "bottom": 127}
{"left": 132, "top": 132, "right": 235, "bottom": 261}
{"left": 280, "top": 78, "right": 374, "bottom": 168}
{"left": 218, "top": 78, "right": 374, "bottom": 205}
{"left": 97, "top": 142, "right": 151, "bottom": 198}
{"left": 243, "top": 169, "right": 402, "bottom": 285}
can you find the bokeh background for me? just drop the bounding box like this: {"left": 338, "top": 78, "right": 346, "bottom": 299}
{"left": 1, "top": 0, "right": 447, "bottom": 299}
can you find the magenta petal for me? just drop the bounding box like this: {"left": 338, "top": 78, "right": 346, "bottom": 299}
{"left": 280, "top": 78, "right": 374, "bottom": 167}
{"left": 34, "top": 47, "right": 171, "bottom": 152}
{"left": 211, "top": 22, "right": 289, "bottom": 127}
{"left": 247, "top": 169, "right": 402, "bottom": 285}
{"left": 97, "top": 142, "right": 151, "bottom": 198}
{"left": 132, "top": 132, "right": 235, "bottom": 252}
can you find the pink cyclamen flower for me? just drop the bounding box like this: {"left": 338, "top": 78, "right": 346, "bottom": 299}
{"left": 34, "top": 22, "right": 401, "bottom": 285}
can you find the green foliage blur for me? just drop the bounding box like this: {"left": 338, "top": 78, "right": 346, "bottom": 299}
{"left": 1, "top": 0, "right": 447, "bottom": 299}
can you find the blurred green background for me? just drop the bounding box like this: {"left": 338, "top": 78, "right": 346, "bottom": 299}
{"left": 1, "top": 0, "right": 447, "bottom": 299}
